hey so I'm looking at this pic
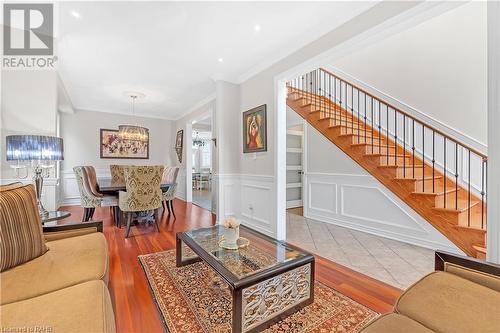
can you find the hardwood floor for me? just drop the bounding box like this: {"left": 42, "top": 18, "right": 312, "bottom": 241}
{"left": 59, "top": 200, "right": 401, "bottom": 333}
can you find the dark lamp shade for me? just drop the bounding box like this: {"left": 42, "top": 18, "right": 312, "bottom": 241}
{"left": 6, "top": 135, "right": 64, "bottom": 161}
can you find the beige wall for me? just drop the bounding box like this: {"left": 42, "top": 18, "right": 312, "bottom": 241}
{"left": 331, "top": 1, "right": 487, "bottom": 145}
{"left": 171, "top": 99, "right": 215, "bottom": 200}
{"left": 60, "top": 109, "right": 173, "bottom": 173}
{"left": 1, "top": 70, "right": 58, "bottom": 178}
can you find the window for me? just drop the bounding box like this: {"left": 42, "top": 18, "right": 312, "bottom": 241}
{"left": 200, "top": 143, "right": 211, "bottom": 169}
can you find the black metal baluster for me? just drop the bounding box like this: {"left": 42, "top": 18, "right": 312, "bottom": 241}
{"left": 371, "top": 98, "right": 374, "bottom": 154}
{"left": 444, "top": 137, "right": 447, "bottom": 208}
{"left": 357, "top": 89, "right": 360, "bottom": 143}
{"left": 328, "top": 74, "right": 332, "bottom": 120}
{"left": 378, "top": 102, "right": 381, "bottom": 155}
{"left": 481, "top": 158, "right": 485, "bottom": 229}
{"left": 422, "top": 126, "right": 425, "bottom": 192}
{"left": 319, "top": 71, "right": 322, "bottom": 117}
{"left": 351, "top": 85, "right": 354, "bottom": 136}
{"left": 342, "top": 81, "right": 346, "bottom": 131}
{"left": 309, "top": 72, "right": 313, "bottom": 105}
{"left": 412, "top": 120, "right": 415, "bottom": 178}
{"left": 394, "top": 108, "right": 397, "bottom": 166}
{"left": 334, "top": 77, "right": 337, "bottom": 126}
{"left": 455, "top": 143, "right": 458, "bottom": 210}
{"left": 403, "top": 115, "right": 406, "bottom": 178}
{"left": 387, "top": 105, "right": 389, "bottom": 164}
{"left": 484, "top": 160, "right": 487, "bottom": 229}
{"left": 468, "top": 150, "right": 471, "bottom": 227}
{"left": 432, "top": 131, "right": 435, "bottom": 192}
{"left": 364, "top": 94, "right": 367, "bottom": 143}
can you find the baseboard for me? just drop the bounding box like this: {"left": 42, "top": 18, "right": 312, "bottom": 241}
{"left": 305, "top": 211, "right": 462, "bottom": 254}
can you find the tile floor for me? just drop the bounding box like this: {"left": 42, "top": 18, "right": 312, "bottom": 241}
{"left": 193, "top": 189, "right": 212, "bottom": 211}
{"left": 286, "top": 211, "right": 434, "bottom": 289}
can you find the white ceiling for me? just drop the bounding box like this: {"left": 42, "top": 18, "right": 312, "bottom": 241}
{"left": 58, "top": 1, "right": 376, "bottom": 120}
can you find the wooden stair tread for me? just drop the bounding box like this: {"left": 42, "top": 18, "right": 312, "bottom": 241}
{"left": 351, "top": 142, "right": 396, "bottom": 148}
{"left": 472, "top": 245, "right": 486, "bottom": 253}
{"left": 395, "top": 176, "right": 443, "bottom": 181}
{"left": 433, "top": 199, "right": 480, "bottom": 213}
{"left": 412, "top": 188, "right": 458, "bottom": 196}
{"left": 378, "top": 164, "right": 424, "bottom": 169}
{"left": 364, "top": 153, "right": 410, "bottom": 158}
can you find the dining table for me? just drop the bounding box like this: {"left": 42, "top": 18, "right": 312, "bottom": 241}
{"left": 97, "top": 178, "right": 174, "bottom": 193}
{"left": 97, "top": 178, "right": 175, "bottom": 227}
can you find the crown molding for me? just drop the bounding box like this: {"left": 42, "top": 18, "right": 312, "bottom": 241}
{"left": 71, "top": 107, "right": 174, "bottom": 121}
{"left": 173, "top": 93, "right": 216, "bottom": 121}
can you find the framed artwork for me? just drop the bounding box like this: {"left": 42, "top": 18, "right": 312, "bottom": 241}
{"left": 175, "top": 129, "right": 183, "bottom": 163}
{"left": 175, "top": 129, "right": 183, "bottom": 148}
{"left": 243, "top": 104, "right": 267, "bottom": 153}
{"left": 100, "top": 129, "right": 149, "bottom": 159}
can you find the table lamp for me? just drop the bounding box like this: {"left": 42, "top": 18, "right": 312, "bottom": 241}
{"left": 6, "top": 135, "right": 64, "bottom": 218}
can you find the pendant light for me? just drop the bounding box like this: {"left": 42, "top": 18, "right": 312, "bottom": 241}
{"left": 118, "top": 93, "right": 149, "bottom": 143}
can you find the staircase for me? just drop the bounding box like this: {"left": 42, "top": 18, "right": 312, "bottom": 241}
{"left": 287, "top": 68, "right": 487, "bottom": 258}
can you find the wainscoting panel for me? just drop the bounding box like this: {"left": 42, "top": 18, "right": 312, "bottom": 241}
{"left": 304, "top": 172, "right": 461, "bottom": 253}
{"left": 237, "top": 174, "right": 276, "bottom": 237}
{"left": 308, "top": 182, "right": 337, "bottom": 215}
{"left": 59, "top": 169, "right": 111, "bottom": 206}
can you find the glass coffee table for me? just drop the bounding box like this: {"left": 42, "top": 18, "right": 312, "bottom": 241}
{"left": 176, "top": 225, "right": 315, "bottom": 333}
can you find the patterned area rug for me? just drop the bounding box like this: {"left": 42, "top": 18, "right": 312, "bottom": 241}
{"left": 139, "top": 250, "right": 377, "bottom": 333}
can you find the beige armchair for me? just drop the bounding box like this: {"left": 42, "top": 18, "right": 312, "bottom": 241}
{"left": 162, "top": 166, "right": 179, "bottom": 218}
{"left": 110, "top": 165, "right": 126, "bottom": 183}
{"left": 119, "top": 165, "right": 164, "bottom": 238}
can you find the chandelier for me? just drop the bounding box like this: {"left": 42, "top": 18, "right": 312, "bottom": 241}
{"left": 193, "top": 131, "right": 206, "bottom": 147}
{"left": 118, "top": 93, "right": 149, "bottom": 143}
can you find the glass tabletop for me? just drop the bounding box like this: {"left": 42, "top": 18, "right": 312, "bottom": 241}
{"left": 41, "top": 211, "right": 71, "bottom": 223}
{"left": 182, "top": 225, "right": 308, "bottom": 280}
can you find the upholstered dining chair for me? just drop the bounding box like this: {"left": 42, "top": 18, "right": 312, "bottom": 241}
{"left": 119, "top": 166, "right": 164, "bottom": 238}
{"left": 110, "top": 165, "right": 126, "bottom": 184}
{"left": 161, "top": 166, "right": 179, "bottom": 218}
{"left": 73, "top": 166, "right": 118, "bottom": 222}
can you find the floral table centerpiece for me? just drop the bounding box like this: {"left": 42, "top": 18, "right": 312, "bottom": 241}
{"left": 222, "top": 217, "right": 240, "bottom": 246}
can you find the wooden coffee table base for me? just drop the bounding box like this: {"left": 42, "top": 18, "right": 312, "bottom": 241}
{"left": 176, "top": 233, "right": 314, "bottom": 333}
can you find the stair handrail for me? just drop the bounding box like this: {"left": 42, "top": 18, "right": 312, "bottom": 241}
{"left": 319, "top": 67, "right": 487, "bottom": 159}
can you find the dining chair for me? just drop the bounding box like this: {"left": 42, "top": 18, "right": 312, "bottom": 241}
{"left": 73, "top": 166, "right": 118, "bottom": 222}
{"left": 110, "top": 165, "right": 126, "bottom": 184}
{"left": 119, "top": 165, "right": 164, "bottom": 238}
{"left": 198, "top": 172, "right": 211, "bottom": 190}
{"left": 161, "top": 166, "right": 179, "bottom": 218}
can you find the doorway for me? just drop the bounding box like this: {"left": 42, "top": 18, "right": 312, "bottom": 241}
{"left": 286, "top": 105, "right": 305, "bottom": 219}
{"left": 191, "top": 116, "right": 213, "bottom": 211}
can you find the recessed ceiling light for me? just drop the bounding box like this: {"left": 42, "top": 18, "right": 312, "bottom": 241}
{"left": 71, "top": 10, "right": 80, "bottom": 19}
{"left": 218, "top": 58, "right": 224, "bottom": 63}
{"left": 254, "top": 24, "right": 261, "bottom": 32}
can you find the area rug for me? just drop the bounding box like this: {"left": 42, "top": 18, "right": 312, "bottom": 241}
{"left": 139, "top": 250, "right": 377, "bottom": 333}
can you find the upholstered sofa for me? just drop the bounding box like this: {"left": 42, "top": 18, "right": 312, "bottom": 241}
{"left": 360, "top": 251, "right": 500, "bottom": 333}
{"left": 0, "top": 183, "right": 116, "bottom": 333}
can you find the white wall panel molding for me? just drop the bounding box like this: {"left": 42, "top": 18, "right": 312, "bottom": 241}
{"left": 240, "top": 175, "right": 275, "bottom": 237}
{"left": 308, "top": 182, "right": 337, "bottom": 215}
{"left": 304, "top": 172, "right": 462, "bottom": 254}
{"left": 340, "top": 184, "right": 427, "bottom": 234}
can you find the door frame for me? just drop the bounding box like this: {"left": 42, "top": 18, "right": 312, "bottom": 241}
{"left": 186, "top": 111, "right": 215, "bottom": 211}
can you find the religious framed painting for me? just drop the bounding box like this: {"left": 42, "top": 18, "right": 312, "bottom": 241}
{"left": 100, "top": 129, "right": 149, "bottom": 159}
{"left": 243, "top": 104, "right": 267, "bottom": 153}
